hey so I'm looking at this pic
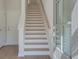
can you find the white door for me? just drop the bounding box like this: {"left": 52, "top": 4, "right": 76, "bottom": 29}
{"left": 0, "top": 0, "right": 6, "bottom": 47}
{"left": 6, "top": 0, "right": 20, "bottom": 45}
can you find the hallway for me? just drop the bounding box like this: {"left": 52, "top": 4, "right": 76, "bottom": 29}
{"left": 0, "top": 46, "right": 50, "bottom": 59}
{"left": 0, "top": 0, "right": 78, "bottom": 59}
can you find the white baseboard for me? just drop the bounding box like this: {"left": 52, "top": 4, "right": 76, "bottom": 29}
{"left": 0, "top": 42, "right": 6, "bottom": 48}
{"left": 18, "top": 52, "right": 24, "bottom": 57}
{"left": 6, "top": 42, "right": 18, "bottom": 45}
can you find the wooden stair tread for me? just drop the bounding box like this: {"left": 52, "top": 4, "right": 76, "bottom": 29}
{"left": 25, "top": 20, "right": 44, "bottom": 21}
{"left": 25, "top": 25, "right": 45, "bottom": 27}
{"left": 25, "top": 33, "right": 46, "bottom": 35}
{"left": 25, "top": 29, "right": 45, "bottom": 31}
{"left": 25, "top": 38, "right": 47, "bottom": 40}
{"left": 25, "top": 55, "right": 50, "bottom": 59}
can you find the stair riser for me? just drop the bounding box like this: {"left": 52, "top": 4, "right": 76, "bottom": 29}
{"left": 25, "top": 30, "right": 45, "bottom": 31}
{"left": 24, "top": 27, "right": 46, "bottom": 30}
{"left": 24, "top": 51, "right": 49, "bottom": 55}
{"left": 25, "top": 21, "right": 44, "bottom": 24}
{"left": 24, "top": 45, "right": 49, "bottom": 48}
{"left": 25, "top": 31, "right": 46, "bottom": 33}
{"left": 27, "top": 16, "right": 42, "bottom": 18}
{"left": 24, "top": 40, "right": 48, "bottom": 43}
{"left": 25, "top": 26, "right": 45, "bottom": 27}
{"left": 28, "top": 14, "right": 41, "bottom": 15}
{"left": 25, "top": 35, "right": 47, "bottom": 38}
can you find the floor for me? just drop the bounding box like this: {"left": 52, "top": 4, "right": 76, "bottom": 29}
{"left": 0, "top": 46, "right": 50, "bottom": 59}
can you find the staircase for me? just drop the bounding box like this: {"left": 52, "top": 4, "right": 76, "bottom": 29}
{"left": 24, "top": 3, "right": 49, "bottom": 56}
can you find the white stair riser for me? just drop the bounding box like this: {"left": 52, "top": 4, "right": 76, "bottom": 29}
{"left": 25, "top": 31, "right": 46, "bottom": 33}
{"left": 27, "top": 16, "right": 42, "bottom": 17}
{"left": 24, "top": 45, "right": 49, "bottom": 48}
{"left": 24, "top": 40, "right": 48, "bottom": 43}
{"left": 28, "top": 12, "right": 40, "bottom": 14}
{"left": 25, "top": 35, "right": 47, "bottom": 38}
{"left": 25, "top": 24, "right": 44, "bottom": 26}
{"left": 27, "top": 17, "right": 43, "bottom": 19}
{"left": 25, "top": 21, "right": 44, "bottom": 23}
{"left": 28, "top": 14, "right": 41, "bottom": 15}
{"left": 24, "top": 27, "right": 46, "bottom": 29}
{"left": 24, "top": 51, "right": 49, "bottom": 55}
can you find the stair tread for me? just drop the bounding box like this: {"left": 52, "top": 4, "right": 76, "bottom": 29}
{"left": 25, "top": 38, "right": 47, "bottom": 40}
{"left": 24, "top": 27, "right": 46, "bottom": 29}
{"left": 25, "top": 19, "right": 44, "bottom": 21}
{"left": 27, "top": 17, "right": 43, "bottom": 19}
{"left": 25, "top": 24, "right": 44, "bottom": 26}
{"left": 28, "top": 12, "right": 41, "bottom": 14}
{"left": 25, "top": 25, "right": 45, "bottom": 27}
{"left": 28, "top": 14, "right": 42, "bottom": 16}
{"left": 25, "top": 32, "right": 46, "bottom": 35}
{"left": 26, "top": 20, "right": 44, "bottom": 23}
{"left": 23, "top": 3, "right": 49, "bottom": 56}
{"left": 24, "top": 40, "right": 48, "bottom": 42}
{"left": 25, "top": 29, "right": 46, "bottom": 31}
{"left": 27, "top": 15, "right": 42, "bottom": 16}
{"left": 25, "top": 23, "right": 44, "bottom": 24}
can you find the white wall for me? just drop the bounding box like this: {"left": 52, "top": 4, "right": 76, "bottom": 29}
{"left": 71, "top": 1, "right": 78, "bottom": 35}
{"left": 6, "top": 0, "right": 21, "bottom": 45}
{"left": 0, "top": 0, "right": 6, "bottom": 47}
{"left": 0, "top": 0, "right": 21, "bottom": 45}
{"left": 71, "top": 1, "right": 78, "bottom": 59}
{"left": 41, "top": 0, "right": 53, "bottom": 58}
{"left": 42, "top": 0, "right": 53, "bottom": 29}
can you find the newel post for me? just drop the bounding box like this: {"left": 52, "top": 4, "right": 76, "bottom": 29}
{"left": 18, "top": 0, "right": 27, "bottom": 57}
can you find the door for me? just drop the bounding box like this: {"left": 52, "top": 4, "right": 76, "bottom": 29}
{"left": 6, "top": 0, "right": 20, "bottom": 45}
{"left": 0, "top": 0, "right": 6, "bottom": 47}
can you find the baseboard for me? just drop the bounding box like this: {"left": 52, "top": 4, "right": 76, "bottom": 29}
{"left": 6, "top": 43, "right": 18, "bottom": 45}
{"left": 18, "top": 52, "right": 24, "bottom": 57}
{"left": 0, "top": 42, "right": 6, "bottom": 48}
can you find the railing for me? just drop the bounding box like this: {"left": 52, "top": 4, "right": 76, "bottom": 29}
{"left": 18, "top": 0, "right": 28, "bottom": 57}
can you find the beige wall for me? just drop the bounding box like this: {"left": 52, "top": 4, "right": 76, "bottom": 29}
{"left": 0, "top": 0, "right": 6, "bottom": 47}
{"left": 71, "top": 1, "right": 78, "bottom": 59}
{"left": 6, "top": 0, "right": 21, "bottom": 45}
{"left": 0, "top": 0, "right": 21, "bottom": 45}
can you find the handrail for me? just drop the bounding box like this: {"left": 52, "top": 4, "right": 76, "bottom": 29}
{"left": 39, "top": 0, "right": 51, "bottom": 29}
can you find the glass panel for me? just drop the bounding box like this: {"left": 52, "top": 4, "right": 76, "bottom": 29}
{"left": 63, "top": 22, "right": 71, "bottom": 56}
{"left": 56, "top": 0, "right": 63, "bottom": 50}
{"left": 56, "top": 0, "right": 71, "bottom": 57}
{"left": 63, "top": 0, "right": 71, "bottom": 56}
